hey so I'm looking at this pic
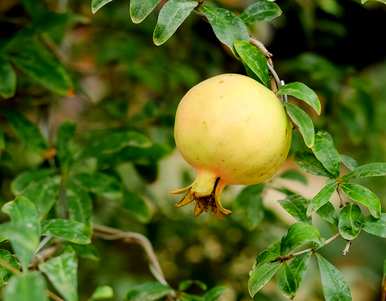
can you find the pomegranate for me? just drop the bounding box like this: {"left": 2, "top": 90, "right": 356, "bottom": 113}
{"left": 172, "top": 74, "right": 292, "bottom": 217}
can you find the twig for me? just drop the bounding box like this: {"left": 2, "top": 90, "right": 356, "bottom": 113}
{"left": 47, "top": 291, "right": 64, "bottom": 301}
{"left": 275, "top": 233, "right": 341, "bottom": 262}
{"left": 93, "top": 224, "right": 170, "bottom": 288}
{"left": 337, "top": 188, "right": 345, "bottom": 208}
{"left": 342, "top": 241, "right": 351, "bottom": 256}
{"left": 30, "top": 245, "right": 59, "bottom": 268}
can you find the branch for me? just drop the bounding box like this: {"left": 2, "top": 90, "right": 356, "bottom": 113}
{"left": 93, "top": 224, "right": 170, "bottom": 288}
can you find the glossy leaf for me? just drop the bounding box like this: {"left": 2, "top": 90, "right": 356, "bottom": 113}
{"left": 279, "top": 169, "right": 308, "bottom": 184}
{"left": 363, "top": 213, "right": 386, "bottom": 238}
{"left": 4, "top": 272, "right": 48, "bottom": 301}
{"left": 126, "top": 282, "right": 174, "bottom": 301}
{"left": 277, "top": 253, "right": 311, "bottom": 299}
{"left": 8, "top": 37, "right": 72, "bottom": 95}
{"left": 130, "top": 0, "right": 161, "bottom": 24}
{"left": 307, "top": 180, "right": 337, "bottom": 215}
{"left": 1, "top": 196, "right": 40, "bottom": 271}
{"left": 316, "top": 254, "right": 352, "bottom": 301}
{"left": 280, "top": 222, "right": 321, "bottom": 255}
{"left": 342, "top": 162, "right": 386, "bottom": 180}
{"left": 0, "top": 250, "right": 19, "bottom": 286}
{"left": 72, "top": 172, "right": 121, "bottom": 200}
{"left": 90, "top": 286, "right": 114, "bottom": 300}
{"left": 3, "top": 111, "right": 47, "bottom": 152}
{"left": 91, "top": 0, "right": 114, "bottom": 14}
{"left": 153, "top": 0, "right": 198, "bottom": 46}
{"left": 278, "top": 82, "right": 321, "bottom": 114}
{"left": 233, "top": 184, "right": 264, "bottom": 230}
{"left": 39, "top": 250, "right": 78, "bottom": 301}
{"left": 57, "top": 122, "right": 76, "bottom": 172}
{"left": 66, "top": 181, "right": 92, "bottom": 226}
{"left": 285, "top": 103, "right": 315, "bottom": 147}
{"left": 248, "top": 261, "right": 281, "bottom": 297}
{"left": 240, "top": 0, "right": 282, "bottom": 23}
{"left": 123, "top": 190, "right": 151, "bottom": 223}
{"left": 295, "top": 152, "right": 332, "bottom": 177}
{"left": 0, "top": 56, "right": 16, "bottom": 99}
{"left": 42, "top": 219, "right": 91, "bottom": 245}
{"left": 200, "top": 5, "right": 249, "bottom": 51}
{"left": 280, "top": 194, "right": 310, "bottom": 223}
{"left": 11, "top": 168, "right": 55, "bottom": 195}
{"left": 340, "top": 183, "right": 381, "bottom": 218}
{"left": 22, "top": 176, "right": 60, "bottom": 219}
{"left": 312, "top": 131, "right": 341, "bottom": 177}
{"left": 340, "top": 155, "right": 358, "bottom": 171}
{"left": 234, "top": 40, "right": 269, "bottom": 87}
{"left": 338, "top": 204, "right": 364, "bottom": 240}
{"left": 316, "top": 202, "right": 338, "bottom": 225}
{"left": 178, "top": 280, "right": 207, "bottom": 291}
{"left": 256, "top": 241, "right": 281, "bottom": 265}
{"left": 203, "top": 286, "right": 226, "bottom": 301}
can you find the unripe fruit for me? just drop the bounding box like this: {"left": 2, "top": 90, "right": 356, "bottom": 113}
{"left": 172, "top": 74, "right": 292, "bottom": 217}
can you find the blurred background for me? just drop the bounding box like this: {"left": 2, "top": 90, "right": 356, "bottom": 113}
{"left": 0, "top": 0, "right": 385, "bottom": 300}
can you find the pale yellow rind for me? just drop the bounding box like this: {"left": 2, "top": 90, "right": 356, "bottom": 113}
{"left": 174, "top": 74, "right": 291, "bottom": 185}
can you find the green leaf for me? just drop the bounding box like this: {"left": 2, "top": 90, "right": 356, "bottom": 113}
{"left": 66, "top": 181, "right": 92, "bottom": 226}
{"left": 0, "top": 56, "right": 16, "bottom": 99}
{"left": 240, "top": 0, "right": 282, "bottom": 24}
{"left": 277, "top": 253, "right": 311, "bottom": 299}
{"left": 307, "top": 180, "right": 337, "bottom": 215}
{"left": 123, "top": 190, "right": 151, "bottom": 223}
{"left": 316, "top": 202, "right": 337, "bottom": 225}
{"left": 340, "top": 183, "right": 381, "bottom": 218}
{"left": 0, "top": 250, "right": 19, "bottom": 286}
{"left": 73, "top": 172, "right": 121, "bottom": 200}
{"left": 22, "top": 176, "right": 60, "bottom": 219}
{"left": 342, "top": 162, "right": 386, "bottom": 180}
{"left": 248, "top": 261, "right": 281, "bottom": 297}
{"left": 280, "top": 194, "right": 310, "bottom": 223}
{"left": 130, "top": 0, "right": 161, "bottom": 24}
{"left": 90, "top": 286, "right": 114, "bottom": 300}
{"left": 363, "top": 213, "right": 386, "bottom": 238}
{"left": 234, "top": 40, "right": 269, "bottom": 87}
{"left": 153, "top": 0, "right": 198, "bottom": 46}
{"left": 178, "top": 280, "right": 207, "bottom": 292}
{"left": 1, "top": 196, "right": 40, "bottom": 271}
{"left": 295, "top": 152, "right": 333, "bottom": 177}
{"left": 316, "top": 254, "right": 352, "bottom": 301}
{"left": 91, "top": 0, "right": 114, "bottom": 14}
{"left": 71, "top": 244, "right": 100, "bottom": 261}
{"left": 312, "top": 131, "right": 340, "bottom": 177}
{"left": 203, "top": 286, "right": 226, "bottom": 301}
{"left": 7, "top": 37, "right": 72, "bottom": 96}
{"left": 82, "top": 131, "right": 151, "bottom": 159}
{"left": 256, "top": 241, "right": 281, "bottom": 265}
{"left": 278, "top": 82, "right": 321, "bottom": 115}
{"left": 4, "top": 272, "right": 48, "bottom": 301}
{"left": 126, "top": 282, "right": 174, "bottom": 301}
{"left": 57, "top": 122, "right": 76, "bottom": 172}
{"left": 338, "top": 204, "right": 364, "bottom": 240}
{"left": 11, "top": 168, "right": 55, "bottom": 195}
{"left": 200, "top": 5, "right": 249, "bottom": 52}
{"left": 340, "top": 155, "right": 358, "bottom": 171}
{"left": 3, "top": 111, "right": 47, "bottom": 152}
{"left": 233, "top": 184, "right": 264, "bottom": 230}
{"left": 279, "top": 169, "right": 308, "bottom": 185}
{"left": 39, "top": 250, "right": 78, "bottom": 301}
{"left": 0, "top": 128, "right": 4, "bottom": 151}
{"left": 280, "top": 222, "right": 321, "bottom": 255}
{"left": 285, "top": 103, "right": 315, "bottom": 147}
{"left": 42, "top": 219, "right": 91, "bottom": 245}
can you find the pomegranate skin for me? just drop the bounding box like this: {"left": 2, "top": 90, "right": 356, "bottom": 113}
{"left": 172, "top": 74, "right": 292, "bottom": 217}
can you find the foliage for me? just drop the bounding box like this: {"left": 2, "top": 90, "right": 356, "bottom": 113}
{"left": 0, "top": 0, "right": 385, "bottom": 301}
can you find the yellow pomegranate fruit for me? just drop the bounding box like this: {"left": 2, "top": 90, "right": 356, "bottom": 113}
{"left": 172, "top": 74, "right": 292, "bottom": 217}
